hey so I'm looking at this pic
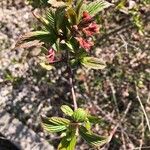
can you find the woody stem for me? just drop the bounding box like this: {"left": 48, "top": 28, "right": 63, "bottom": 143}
{"left": 68, "top": 66, "right": 78, "bottom": 110}
{"left": 66, "top": 49, "right": 77, "bottom": 110}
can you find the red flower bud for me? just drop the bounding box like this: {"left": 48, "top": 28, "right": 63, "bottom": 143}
{"left": 47, "top": 48, "right": 55, "bottom": 63}
{"left": 83, "top": 22, "right": 100, "bottom": 36}
{"left": 82, "top": 11, "right": 92, "bottom": 22}
{"left": 75, "top": 37, "right": 93, "bottom": 51}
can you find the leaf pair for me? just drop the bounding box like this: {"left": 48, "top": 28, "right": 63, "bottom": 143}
{"left": 41, "top": 105, "right": 108, "bottom": 149}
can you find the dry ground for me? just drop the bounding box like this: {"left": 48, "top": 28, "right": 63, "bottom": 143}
{"left": 0, "top": 0, "right": 150, "bottom": 150}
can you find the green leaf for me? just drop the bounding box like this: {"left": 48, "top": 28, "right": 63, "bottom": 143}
{"left": 18, "top": 31, "right": 50, "bottom": 41}
{"left": 75, "top": 0, "right": 85, "bottom": 22}
{"left": 55, "top": 7, "right": 66, "bottom": 33}
{"left": 87, "top": 115, "right": 102, "bottom": 124}
{"left": 33, "top": 10, "right": 57, "bottom": 34}
{"left": 58, "top": 127, "right": 77, "bottom": 150}
{"left": 86, "top": 0, "right": 112, "bottom": 17}
{"left": 61, "top": 105, "right": 74, "bottom": 116}
{"left": 45, "top": 9, "right": 55, "bottom": 27}
{"left": 85, "top": 120, "right": 91, "bottom": 131}
{"left": 58, "top": 134, "right": 77, "bottom": 150}
{"left": 129, "top": 9, "right": 144, "bottom": 35}
{"left": 81, "top": 57, "right": 106, "bottom": 70}
{"left": 116, "top": 0, "right": 126, "bottom": 10}
{"left": 16, "top": 40, "right": 43, "bottom": 49}
{"left": 72, "top": 108, "right": 87, "bottom": 122}
{"left": 17, "top": 31, "right": 57, "bottom": 47}
{"left": 33, "top": 10, "right": 52, "bottom": 27}
{"left": 79, "top": 126, "right": 107, "bottom": 147}
{"left": 66, "top": 8, "right": 78, "bottom": 25}
{"left": 42, "top": 124, "right": 67, "bottom": 133}
{"left": 48, "top": 117, "right": 70, "bottom": 125}
{"left": 40, "top": 62, "right": 54, "bottom": 70}
{"left": 41, "top": 117, "right": 70, "bottom": 133}
{"left": 65, "top": 42, "right": 74, "bottom": 52}
{"left": 38, "top": 56, "right": 54, "bottom": 71}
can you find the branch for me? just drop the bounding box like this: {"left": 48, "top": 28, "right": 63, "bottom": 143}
{"left": 68, "top": 66, "right": 78, "bottom": 110}
{"left": 107, "top": 101, "right": 132, "bottom": 143}
{"left": 66, "top": 51, "right": 78, "bottom": 110}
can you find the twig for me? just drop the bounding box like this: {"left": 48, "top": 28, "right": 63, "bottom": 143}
{"left": 96, "top": 11, "right": 150, "bottom": 47}
{"left": 69, "top": 69, "right": 78, "bottom": 110}
{"left": 122, "top": 129, "right": 135, "bottom": 149}
{"left": 135, "top": 86, "right": 150, "bottom": 133}
{"left": 107, "top": 101, "right": 132, "bottom": 143}
{"left": 67, "top": 57, "right": 77, "bottom": 110}
{"left": 121, "top": 128, "right": 127, "bottom": 150}
{"left": 139, "top": 114, "right": 145, "bottom": 150}
{"left": 134, "top": 146, "right": 150, "bottom": 150}
{"left": 108, "top": 79, "right": 120, "bottom": 115}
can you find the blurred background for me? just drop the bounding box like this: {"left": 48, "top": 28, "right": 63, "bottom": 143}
{"left": 0, "top": 0, "right": 149, "bottom": 149}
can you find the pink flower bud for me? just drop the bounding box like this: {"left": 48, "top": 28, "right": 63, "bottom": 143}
{"left": 75, "top": 37, "right": 93, "bottom": 51}
{"left": 82, "top": 11, "right": 92, "bottom": 22}
{"left": 83, "top": 22, "right": 100, "bottom": 36}
{"left": 47, "top": 48, "right": 55, "bottom": 63}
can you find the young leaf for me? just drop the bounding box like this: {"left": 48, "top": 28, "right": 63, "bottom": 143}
{"left": 55, "top": 7, "right": 66, "bottom": 33}
{"left": 39, "top": 56, "right": 54, "bottom": 71}
{"left": 42, "top": 123, "right": 67, "bottom": 133}
{"left": 61, "top": 105, "right": 74, "bottom": 116}
{"left": 75, "top": 0, "right": 85, "bottom": 22}
{"left": 33, "top": 11, "right": 50, "bottom": 27}
{"left": 58, "top": 134, "right": 77, "bottom": 150}
{"left": 86, "top": 0, "right": 112, "bottom": 17}
{"left": 66, "top": 8, "right": 78, "bottom": 25}
{"left": 41, "top": 117, "right": 70, "bottom": 133}
{"left": 85, "top": 120, "right": 91, "bottom": 131}
{"left": 40, "top": 62, "right": 54, "bottom": 70}
{"left": 81, "top": 57, "right": 106, "bottom": 70}
{"left": 72, "top": 108, "right": 87, "bottom": 122}
{"left": 45, "top": 9, "right": 55, "bottom": 27}
{"left": 48, "top": 117, "right": 70, "bottom": 125}
{"left": 65, "top": 42, "right": 74, "bottom": 52}
{"left": 79, "top": 126, "right": 107, "bottom": 147}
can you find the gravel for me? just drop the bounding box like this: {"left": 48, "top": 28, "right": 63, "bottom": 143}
{"left": 0, "top": 0, "right": 53, "bottom": 142}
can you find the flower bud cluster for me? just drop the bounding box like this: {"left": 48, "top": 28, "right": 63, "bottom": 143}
{"left": 74, "top": 11, "right": 100, "bottom": 51}
{"left": 47, "top": 12, "right": 100, "bottom": 63}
